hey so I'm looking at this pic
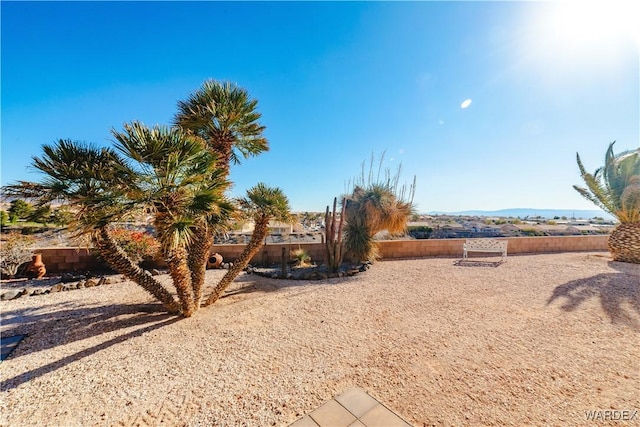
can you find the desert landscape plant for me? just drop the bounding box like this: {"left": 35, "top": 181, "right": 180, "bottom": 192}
{"left": 204, "top": 183, "right": 292, "bottom": 306}
{"left": 574, "top": 141, "right": 640, "bottom": 263}
{"left": 174, "top": 79, "right": 268, "bottom": 304}
{"left": 342, "top": 154, "right": 416, "bottom": 262}
{"left": 3, "top": 124, "right": 229, "bottom": 315}
{"left": 2, "top": 80, "right": 293, "bottom": 316}
{"left": 0, "top": 232, "right": 35, "bottom": 278}
{"left": 324, "top": 197, "right": 346, "bottom": 273}
{"left": 108, "top": 228, "right": 160, "bottom": 266}
{"left": 291, "top": 247, "right": 311, "bottom": 267}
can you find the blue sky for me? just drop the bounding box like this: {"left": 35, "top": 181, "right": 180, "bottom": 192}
{"left": 2, "top": 1, "right": 638, "bottom": 213}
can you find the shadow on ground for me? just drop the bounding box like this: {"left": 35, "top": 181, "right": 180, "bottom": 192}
{"left": 1, "top": 302, "right": 179, "bottom": 390}
{"left": 453, "top": 259, "right": 504, "bottom": 268}
{"left": 547, "top": 261, "right": 640, "bottom": 331}
{"left": 217, "top": 269, "right": 358, "bottom": 300}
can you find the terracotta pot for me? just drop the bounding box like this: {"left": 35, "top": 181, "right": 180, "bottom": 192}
{"left": 27, "top": 253, "right": 47, "bottom": 279}
{"left": 207, "top": 253, "right": 223, "bottom": 269}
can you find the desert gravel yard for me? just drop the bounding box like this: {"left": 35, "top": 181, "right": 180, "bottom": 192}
{"left": 1, "top": 252, "right": 639, "bottom": 426}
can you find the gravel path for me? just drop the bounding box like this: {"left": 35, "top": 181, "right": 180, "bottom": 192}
{"left": 1, "top": 252, "right": 639, "bottom": 426}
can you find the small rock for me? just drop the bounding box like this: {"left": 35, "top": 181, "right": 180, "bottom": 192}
{"left": 84, "top": 279, "right": 98, "bottom": 288}
{"left": 1, "top": 290, "right": 24, "bottom": 300}
{"left": 61, "top": 273, "right": 86, "bottom": 283}
{"left": 49, "top": 284, "right": 64, "bottom": 293}
{"left": 31, "top": 289, "right": 45, "bottom": 296}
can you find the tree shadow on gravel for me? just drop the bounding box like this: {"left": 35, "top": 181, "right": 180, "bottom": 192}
{"left": 547, "top": 261, "right": 640, "bottom": 332}
{"left": 218, "top": 270, "right": 357, "bottom": 300}
{"left": 1, "top": 302, "right": 179, "bottom": 390}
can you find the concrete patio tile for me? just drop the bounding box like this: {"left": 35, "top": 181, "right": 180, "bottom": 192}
{"left": 347, "top": 421, "right": 366, "bottom": 427}
{"left": 289, "top": 415, "right": 320, "bottom": 427}
{"left": 359, "top": 403, "right": 412, "bottom": 427}
{"left": 335, "top": 388, "right": 379, "bottom": 418}
{"left": 309, "top": 399, "right": 357, "bottom": 427}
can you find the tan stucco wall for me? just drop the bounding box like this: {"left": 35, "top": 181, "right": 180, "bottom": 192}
{"left": 34, "top": 235, "right": 609, "bottom": 273}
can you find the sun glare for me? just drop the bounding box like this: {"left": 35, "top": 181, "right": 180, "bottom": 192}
{"left": 542, "top": 1, "right": 639, "bottom": 52}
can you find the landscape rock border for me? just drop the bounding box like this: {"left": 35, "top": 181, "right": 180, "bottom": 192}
{"left": 0, "top": 274, "right": 127, "bottom": 301}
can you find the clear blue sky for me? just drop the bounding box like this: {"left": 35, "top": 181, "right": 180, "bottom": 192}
{"left": 2, "top": 1, "right": 638, "bottom": 213}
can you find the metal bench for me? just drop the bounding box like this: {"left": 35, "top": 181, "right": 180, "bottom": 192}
{"left": 463, "top": 238, "right": 508, "bottom": 262}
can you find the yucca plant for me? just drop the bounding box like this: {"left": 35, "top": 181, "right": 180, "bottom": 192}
{"left": 574, "top": 141, "right": 640, "bottom": 263}
{"left": 342, "top": 153, "right": 416, "bottom": 263}
{"left": 291, "top": 247, "right": 311, "bottom": 267}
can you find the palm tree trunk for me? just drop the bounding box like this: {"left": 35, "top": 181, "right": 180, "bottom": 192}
{"left": 188, "top": 225, "right": 215, "bottom": 307}
{"left": 94, "top": 227, "right": 179, "bottom": 313}
{"left": 166, "top": 247, "right": 197, "bottom": 317}
{"left": 608, "top": 222, "right": 640, "bottom": 264}
{"left": 203, "top": 219, "right": 268, "bottom": 306}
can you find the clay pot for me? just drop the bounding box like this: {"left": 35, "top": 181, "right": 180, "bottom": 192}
{"left": 27, "top": 253, "right": 47, "bottom": 279}
{"left": 207, "top": 253, "right": 223, "bottom": 269}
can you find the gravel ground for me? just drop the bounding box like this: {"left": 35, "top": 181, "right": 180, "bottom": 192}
{"left": 1, "top": 252, "right": 639, "bottom": 427}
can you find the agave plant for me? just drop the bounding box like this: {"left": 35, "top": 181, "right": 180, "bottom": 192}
{"left": 574, "top": 141, "right": 640, "bottom": 263}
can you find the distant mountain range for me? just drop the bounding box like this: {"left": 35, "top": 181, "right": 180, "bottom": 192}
{"left": 427, "top": 208, "right": 614, "bottom": 220}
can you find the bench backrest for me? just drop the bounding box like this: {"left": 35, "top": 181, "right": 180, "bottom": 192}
{"left": 465, "top": 239, "right": 507, "bottom": 249}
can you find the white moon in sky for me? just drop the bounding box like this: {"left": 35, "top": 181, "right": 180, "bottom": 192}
{"left": 461, "top": 99, "right": 472, "bottom": 109}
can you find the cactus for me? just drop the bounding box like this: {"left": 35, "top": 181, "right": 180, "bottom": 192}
{"left": 324, "top": 197, "right": 346, "bottom": 273}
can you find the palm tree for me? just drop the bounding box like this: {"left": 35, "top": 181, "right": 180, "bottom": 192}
{"left": 5, "top": 123, "right": 232, "bottom": 316}
{"left": 574, "top": 141, "right": 640, "bottom": 263}
{"left": 3, "top": 139, "right": 181, "bottom": 313}
{"left": 175, "top": 80, "right": 269, "bottom": 295}
{"left": 343, "top": 183, "right": 414, "bottom": 262}
{"left": 111, "top": 121, "right": 231, "bottom": 316}
{"left": 174, "top": 79, "right": 268, "bottom": 175}
{"left": 203, "top": 183, "right": 292, "bottom": 306}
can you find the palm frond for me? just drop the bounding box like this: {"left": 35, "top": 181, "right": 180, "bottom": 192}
{"left": 575, "top": 143, "right": 640, "bottom": 223}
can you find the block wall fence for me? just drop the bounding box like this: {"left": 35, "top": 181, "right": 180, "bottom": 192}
{"left": 34, "top": 235, "right": 609, "bottom": 273}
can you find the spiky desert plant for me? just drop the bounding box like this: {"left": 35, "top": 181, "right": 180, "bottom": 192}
{"left": 175, "top": 79, "right": 268, "bottom": 300}
{"left": 574, "top": 141, "right": 640, "bottom": 263}
{"left": 204, "top": 183, "right": 292, "bottom": 306}
{"left": 291, "top": 247, "right": 311, "bottom": 267}
{"left": 3, "top": 139, "right": 182, "bottom": 313}
{"left": 111, "top": 122, "right": 231, "bottom": 316}
{"left": 342, "top": 152, "right": 416, "bottom": 263}
{"left": 175, "top": 79, "right": 268, "bottom": 175}
{"left": 324, "top": 197, "right": 346, "bottom": 273}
